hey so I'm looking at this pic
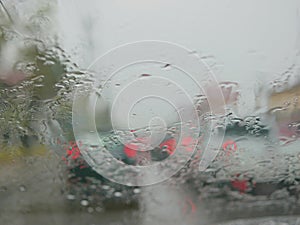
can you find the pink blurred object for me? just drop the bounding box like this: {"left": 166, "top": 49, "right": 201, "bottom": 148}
{"left": 219, "top": 81, "right": 240, "bottom": 106}
{"left": 0, "top": 71, "right": 26, "bottom": 86}
{"left": 197, "top": 81, "right": 240, "bottom": 114}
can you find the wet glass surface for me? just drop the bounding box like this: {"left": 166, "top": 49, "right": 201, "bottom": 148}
{"left": 1, "top": 1, "right": 300, "bottom": 225}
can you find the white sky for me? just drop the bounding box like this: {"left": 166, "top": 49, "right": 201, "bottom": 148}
{"left": 58, "top": 0, "right": 300, "bottom": 115}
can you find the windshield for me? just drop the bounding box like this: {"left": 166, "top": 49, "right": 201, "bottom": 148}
{"left": 1, "top": 1, "right": 300, "bottom": 225}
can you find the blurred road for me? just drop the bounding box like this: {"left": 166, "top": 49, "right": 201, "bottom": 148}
{"left": 1, "top": 150, "right": 300, "bottom": 225}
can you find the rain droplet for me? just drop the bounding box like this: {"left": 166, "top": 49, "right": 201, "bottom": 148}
{"left": 133, "top": 188, "right": 141, "bottom": 194}
{"left": 102, "top": 185, "right": 110, "bottom": 190}
{"left": 268, "top": 106, "right": 287, "bottom": 114}
{"left": 67, "top": 194, "right": 76, "bottom": 200}
{"left": 87, "top": 207, "right": 94, "bottom": 213}
{"left": 162, "top": 64, "right": 172, "bottom": 70}
{"left": 81, "top": 199, "right": 89, "bottom": 206}
{"left": 140, "top": 73, "right": 152, "bottom": 78}
{"left": 19, "top": 185, "right": 27, "bottom": 192}
{"left": 95, "top": 206, "right": 103, "bottom": 213}
{"left": 114, "top": 192, "right": 122, "bottom": 197}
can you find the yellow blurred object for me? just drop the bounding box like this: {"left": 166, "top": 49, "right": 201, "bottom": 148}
{"left": 269, "top": 84, "right": 300, "bottom": 122}
{"left": 0, "top": 144, "right": 48, "bottom": 163}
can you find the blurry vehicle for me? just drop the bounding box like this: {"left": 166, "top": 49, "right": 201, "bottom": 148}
{"left": 62, "top": 123, "right": 200, "bottom": 207}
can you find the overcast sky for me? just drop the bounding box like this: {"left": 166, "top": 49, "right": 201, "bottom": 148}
{"left": 58, "top": 0, "right": 300, "bottom": 115}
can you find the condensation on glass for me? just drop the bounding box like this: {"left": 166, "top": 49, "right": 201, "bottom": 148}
{"left": 1, "top": 1, "right": 300, "bottom": 225}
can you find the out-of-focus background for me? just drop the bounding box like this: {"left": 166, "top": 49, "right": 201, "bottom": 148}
{"left": 1, "top": 1, "right": 300, "bottom": 225}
